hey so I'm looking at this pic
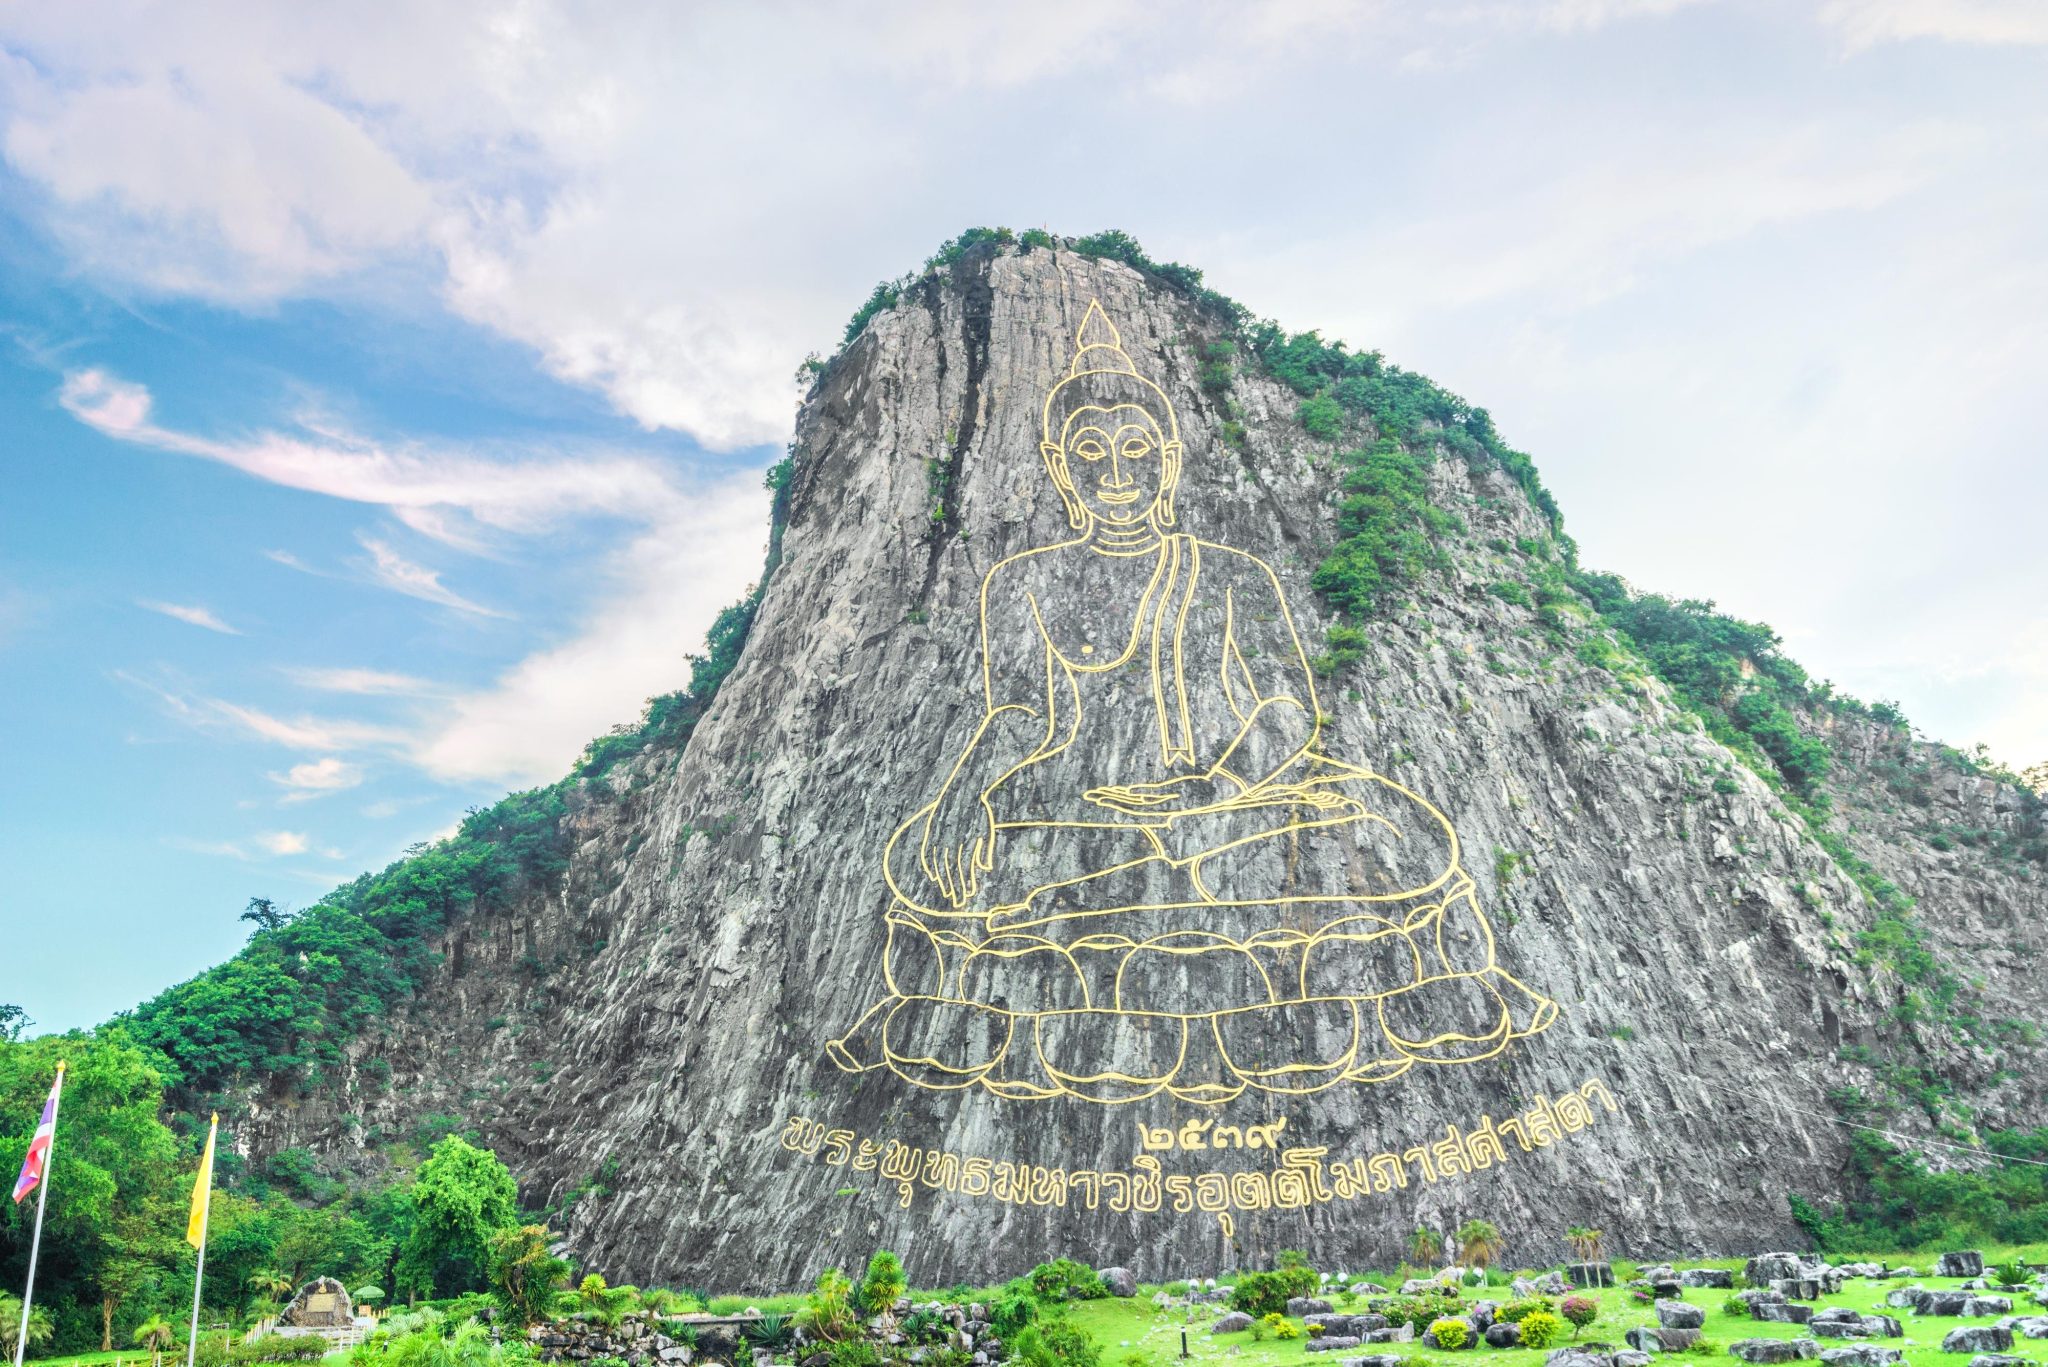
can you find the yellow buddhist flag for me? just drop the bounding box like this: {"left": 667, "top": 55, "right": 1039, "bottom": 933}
{"left": 185, "top": 1114, "right": 217, "bottom": 1249}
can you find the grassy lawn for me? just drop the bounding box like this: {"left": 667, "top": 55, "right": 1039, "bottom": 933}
{"left": 1064, "top": 1250, "right": 2048, "bottom": 1367}
{"left": 28, "top": 1355, "right": 353, "bottom": 1367}
{"left": 20, "top": 1247, "right": 2046, "bottom": 1367}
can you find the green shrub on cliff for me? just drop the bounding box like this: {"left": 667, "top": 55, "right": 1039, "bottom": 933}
{"left": 1309, "top": 440, "right": 1457, "bottom": 620}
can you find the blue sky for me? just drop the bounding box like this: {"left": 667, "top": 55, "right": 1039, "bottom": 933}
{"left": 3, "top": 0, "right": 2045, "bottom": 1034}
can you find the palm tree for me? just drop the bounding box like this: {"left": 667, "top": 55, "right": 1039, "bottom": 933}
{"left": 1409, "top": 1227, "right": 1445, "bottom": 1266}
{"left": 0, "top": 1295, "right": 54, "bottom": 1362}
{"left": 1456, "top": 1218, "right": 1505, "bottom": 1270}
{"left": 1565, "top": 1227, "right": 1605, "bottom": 1264}
{"left": 248, "top": 1268, "right": 295, "bottom": 1322}
{"left": 133, "top": 1314, "right": 179, "bottom": 1367}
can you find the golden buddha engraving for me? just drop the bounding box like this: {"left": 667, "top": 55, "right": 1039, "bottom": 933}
{"left": 827, "top": 301, "right": 1556, "bottom": 1104}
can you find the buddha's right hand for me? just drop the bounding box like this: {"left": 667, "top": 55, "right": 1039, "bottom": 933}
{"left": 919, "top": 791, "right": 998, "bottom": 909}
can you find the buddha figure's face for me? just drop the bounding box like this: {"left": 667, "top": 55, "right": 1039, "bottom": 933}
{"left": 1051, "top": 403, "right": 1181, "bottom": 526}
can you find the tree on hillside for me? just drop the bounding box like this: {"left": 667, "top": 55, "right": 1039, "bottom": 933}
{"left": 0, "top": 1004, "right": 30, "bottom": 1042}
{"left": 487, "top": 1224, "right": 569, "bottom": 1327}
{"left": 395, "top": 1135, "right": 519, "bottom": 1300}
{"left": 240, "top": 897, "right": 290, "bottom": 933}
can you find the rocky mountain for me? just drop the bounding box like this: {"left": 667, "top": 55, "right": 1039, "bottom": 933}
{"left": 192, "top": 235, "right": 2043, "bottom": 1289}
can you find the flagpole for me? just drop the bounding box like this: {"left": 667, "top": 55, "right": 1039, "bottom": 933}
{"left": 184, "top": 1116, "right": 217, "bottom": 1367}
{"left": 12, "top": 1061, "right": 62, "bottom": 1367}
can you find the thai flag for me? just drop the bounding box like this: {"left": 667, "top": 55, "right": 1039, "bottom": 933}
{"left": 12, "top": 1077, "right": 59, "bottom": 1203}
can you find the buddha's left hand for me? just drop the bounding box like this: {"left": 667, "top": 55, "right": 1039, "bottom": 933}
{"left": 1087, "top": 772, "right": 1244, "bottom": 816}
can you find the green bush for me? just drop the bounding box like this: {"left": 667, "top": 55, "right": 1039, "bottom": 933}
{"left": 1309, "top": 440, "right": 1458, "bottom": 620}
{"left": 1229, "top": 1267, "right": 1319, "bottom": 1317}
{"left": 1299, "top": 394, "right": 1345, "bottom": 440}
{"left": 861, "top": 1250, "right": 908, "bottom": 1311}
{"left": 1008, "top": 1322, "right": 1101, "bottom": 1367}
{"left": 235, "top": 1336, "right": 330, "bottom": 1363}
{"left": 1426, "top": 1318, "right": 1469, "bottom": 1350}
{"left": 1721, "top": 1295, "right": 1749, "bottom": 1317}
{"left": 826, "top": 1342, "right": 883, "bottom": 1367}
{"left": 1028, "top": 1257, "right": 1107, "bottom": 1302}
{"left": 1496, "top": 1297, "right": 1552, "bottom": 1324}
{"left": 803, "top": 1267, "right": 858, "bottom": 1343}
{"left": 1789, "top": 1128, "right": 2048, "bottom": 1249}
{"left": 1517, "top": 1311, "right": 1566, "bottom": 1350}
{"left": 1262, "top": 1314, "right": 1302, "bottom": 1341}
{"left": 990, "top": 1282, "right": 1042, "bottom": 1336}
{"left": 1382, "top": 1292, "right": 1462, "bottom": 1331}
{"left": 1312, "top": 623, "right": 1369, "bottom": 677}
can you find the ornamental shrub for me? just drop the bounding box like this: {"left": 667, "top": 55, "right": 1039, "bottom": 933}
{"left": 1261, "top": 1313, "right": 1302, "bottom": 1341}
{"left": 1497, "top": 1297, "right": 1553, "bottom": 1324}
{"left": 861, "top": 1250, "right": 907, "bottom": 1311}
{"left": 1517, "top": 1312, "right": 1566, "bottom": 1350}
{"left": 1721, "top": 1295, "right": 1750, "bottom": 1317}
{"left": 1559, "top": 1295, "right": 1598, "bottom": 1335}
{"left": 1384, "top": 1292, "right": 1462, "bottom": 1331}
{"left": 1427, "top": 1318, "right": 1469, "bottom": 1350}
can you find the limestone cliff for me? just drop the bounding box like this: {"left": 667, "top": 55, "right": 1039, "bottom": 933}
{"left": 226, "top": 240, "right": 2045, "bottom": 1288}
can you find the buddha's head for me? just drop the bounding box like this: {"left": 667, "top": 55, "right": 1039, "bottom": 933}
{"left": 1041, "top": 301, "right": 1185, "bottom": 532}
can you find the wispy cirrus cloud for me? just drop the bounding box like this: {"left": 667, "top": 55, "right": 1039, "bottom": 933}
{"left": 284, "top": 666, "right": 437, "bottom": 696}
{"left": 355, "top": 535, "right": 503, "bottom": 617}
{"left": 81, "top": 376, "right": 772, "bottom": 786}
{"left": 119, "top": 671, "right": 408, "bottom": 753}
{"left": 59, "top": 368, "right": 689, "bottom": 539}
{"left": 137, "top": 599, "right": 241, "bottom": 634}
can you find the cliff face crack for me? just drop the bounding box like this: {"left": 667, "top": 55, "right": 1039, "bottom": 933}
{"left": 915, "top": 249, "right": 995, "bottom": 608}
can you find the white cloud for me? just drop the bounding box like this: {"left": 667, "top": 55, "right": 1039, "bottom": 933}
{"left": 412, "top": 472, "right": 769, "bottom": 784}
{"left": 285, "top": 666, "right": 436, "bottom": 695}
{"left": 1820, "top": 0, "right": 2048, "bottom": 49}
{"left": 16, "top": 1, "right": 2047, "bottom": 785}
{"left": 267, "top": 756, "right": 365, "bottom": 802}
{"left": 356, "top": 535, "right": 503, "bottom": 617}
{"left": 165, "top": 836, "right": 251, "bottom": 860}
{"left": 119, "top": 671, "right": 409, "bottom": 753}
{"left": 61, "top": 368, "right": 687, "bottom": 537}
{"left": 4, "top": 2, "right": 1719, "bottom": 450}
{"left": 138, "top": 599, "right": 241, "bottom": 634}
{"left": 81, "top": 376, "right": 772, "bottom": 784}
{"left": 167, "top": 830, "right": 341, "bottom": 861}
{"left": 1244, "top": 120, "right": 1956, "bottom": 340}
{"left": 208, "top": 700, "right": 406, "bottom": 752}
